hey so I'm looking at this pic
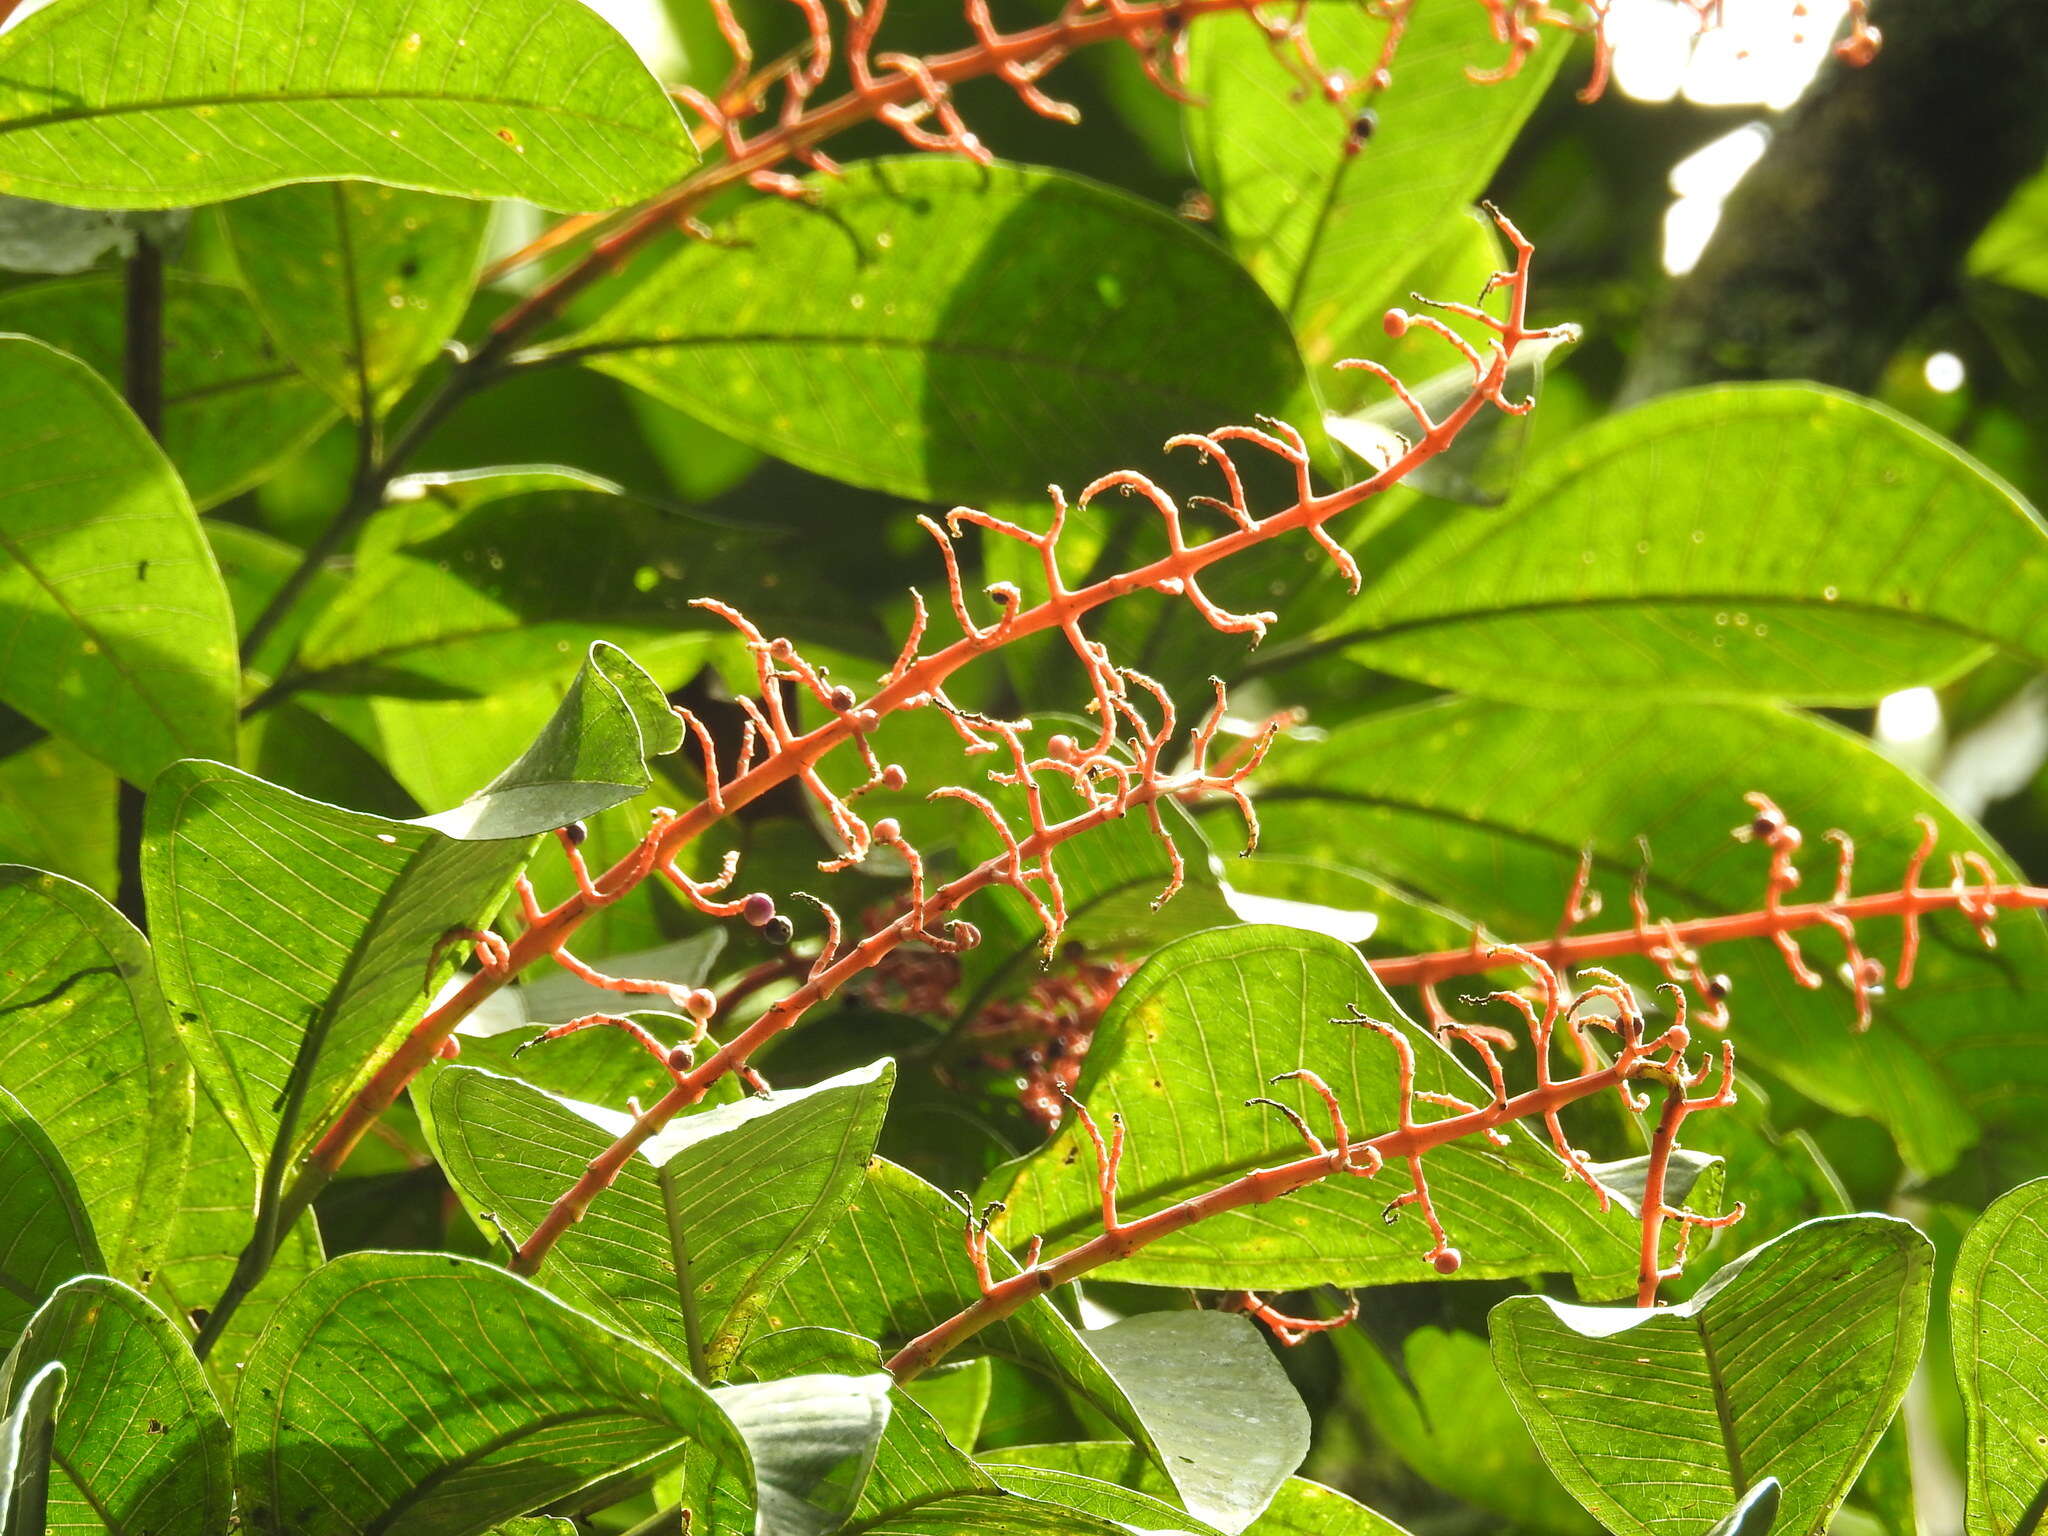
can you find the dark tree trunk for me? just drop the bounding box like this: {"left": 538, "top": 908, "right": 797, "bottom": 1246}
{"left": 1622, "top": 0, "right": 2048, "bottom": 402}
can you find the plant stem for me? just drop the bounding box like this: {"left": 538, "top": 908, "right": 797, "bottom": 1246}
{"left": 116, "top": 229, "right": 166, "bottom": 933}
{"left": 2013, "top": 1476, "right": 2048, "bottom": 1536}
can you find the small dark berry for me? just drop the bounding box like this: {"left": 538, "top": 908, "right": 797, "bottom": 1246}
{"left": 828, "top": 685, "right": 856, "bottom": 711}
{"left": 666, "top": 1043, "right": 694, "bottom": 1070}
{"left": 762, "top": 914, "right": 795, "bottom": 947}
{"left": 1705, "top": 974, "right": 1732, "bottom": 1002}
{"left": 1349, "top": 107, "right": 1378, "bottom": 144}
{"left": 742, "top": 892, "right": 776, "bottom": 927}
{"left": 561, "top": 820, "right": 588, "bottom": 846}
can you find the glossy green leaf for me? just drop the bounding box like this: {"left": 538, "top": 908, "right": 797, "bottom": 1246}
{"left": 423, "top": 1059, "right": 895, "bottom": 1377}
{"left": 0, "top": 737, "right": 117, "bottom": 894}
{"left": 569, "top": 157, "right": 1316, "bottom": 502}
{"left": 223, "top": 183, "right": 489, "bottom": 417}
{"left": 981, "top": 1446, "right": 1414, "bottom": 1536}
{"left": 5, "top": 1277, "right": 231, "bottom": 1536}
{"left": 147, "top": 642, "right": 674, "bottom": 1166}
{"left": 0, "top": 1360, "right": 61, "bottom": 1536}
{"left": 1231, "top": 699, "right": 2048, "bottom": 1176}
{"left": 991, "top": 926, "right": 1643, "bottom": 1294}
{"left": 856, "top": 1492, "right": 1134, "bottom": 1534}
{"left": 1307, "top": 386, "right": 2048, "bottom": 704}
{"left": 0, "top": 336, "right": 239, "bottom": 784}
{"left": 0, "top": 867, "right": 191, "bottom": 1280}
{"left": 233, "top": 1251, "right": 754, "bottom": 1536}
{"left": 0, "top": 273, "right": 334, "bottom": 508}
{"left": 0, "top": 0, "right": 696, "bottom": 210}
{"left": 1186, "top": 2, "right": 1563, "bottom": 373}
{"left": 144, "top": 762, "right": 529, "bottom": 1168}
{"left": 714, "top": 1371, "right": 892, "bottom": 1536}
{"left": 1081, "top": 1310, "right": 1308, "bottom": 1534}
{"left": 1712, "top": 1482, "right": 1783, "bottom": 1536}
{"left": 143, "top": 1093, "right": 321, "bottom": 1384}
{"left": 986, "top": 1463, "right": 1213, "bottom": 1534}
{"left": 1952, "top": 1177, "right": 2048, "bottom": 1536}
{"left": 1491, "top": 1216, "right": 1932, "bottom": 1536}
{"left": 0, "top": 1086, "right": 101, "bottom": 1355}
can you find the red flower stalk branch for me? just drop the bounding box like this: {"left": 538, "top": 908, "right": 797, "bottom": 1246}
{"left": 885, "top": 949, "right": 1739, "bottom": 1381}
{"left": 282, "top": 203, "right": 1569, "bottom": 1232}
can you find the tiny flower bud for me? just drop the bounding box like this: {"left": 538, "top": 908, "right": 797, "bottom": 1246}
{"left": 828, "top": 685, "right": 856, "bottom": 711}
{"left": 561, "top": 820, "right": 588, "bottom": 846}
{"left": 985, "top": 581, "right": 1021, "bottom": 608}
{"left": 1705, "top": 974, "right": 1732, "bottom": 1002}
{"left": 1048, "top": 733, "right": 1077, "bottom": 762}
{"left": 742, "top": 892, "right": 776, "bottom": 927}
{"left": 873, "top": 817, "right": 902, "bottom": 842}
{"left": 1431, "top": 1248, "right": 1462, "bottom": 1275}
{"left": 880, "top": 763, "right": 908, "bottom": 790}
{"left": 666, "top": 1043, "right": 694, "bottom": 1070}
{"left": 1749, "top": 807, "right": 1784, "bottom": 839}
{"left": 762, "top": 914, "right": 795, "bottom": 947}
{"left": 949, "top": 920, "right": 981, "bottom": 950}
{"left": 683, "top": 988, "right": 717, "bottom": 1021}
{"left": 1383, "top": 308, "right": 1411, "bottom": 338}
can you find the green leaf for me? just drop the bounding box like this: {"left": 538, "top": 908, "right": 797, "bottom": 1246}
{"left": 232, "top": 1251, "right": 754, "bottom": 1536}
{"left": 0, "top": 867, "right": 192, "bottom": 1280}
{"left": 143, "top": 1093, "right": 322, "bottom": 1384}
{"left": 980, "top": 1447, "right": 1414, "bottom": 1536}
{"left": 990, "top": 926, "right": 1643, "bottom": 1295}
{"left": 1306, "top": 386, "right": 2048, "bottom": 704}
{"left": 1230, "top": 699, "right": 2048, "bottom": 1177}
{"left": 1712, "top": 1482, "right": 1783, "bottom": 1536}
{"left": 423, "top": 1059, "right": 895, "bottom": 1377}
{"left": 1491, "top": 1215, "right": 1932, "bottom": 1536}
{"left": 415, "top": 639, "right": 683, "bottom": 839}
{"left": 714, "top": 1371, "right": 892, "bottom": 1536}
{"left": 147, "top": 641, "right": 674, "bottom": 1166}
{"left": 4, "top": 1277, "right": 231, "bottom": 1536}
{"left": 1081, "top": 1310, "right": 1308, "bottom": 1534}
{"left": 144, "top": 762, "right": 529, "bottom": 1168}
{"left": 0, "top": 737, "right": 117, "bottom": 895}
{"left": 0, "top": 1086, "right": 102, "bottom": 1355}
{"left": 569, "top": 157, "right": 1317, "bottom": 502}
{"left": 986, "top": 1463, "right": 1214, "bottom": 1534}
{"left": 0, "top": 273, "right": 334, "bottom": 508}
{"left": 1952, "top": 1176, "right": 2048, "bottom": 1536}
{"left": 223, "top": 183, "right": 489, "bottom": 417}
{"left": 856, "top": 1491, "right": 1134, "bottom": 1534}
{"left": 0, "top": 1360, "right": 61, "bottom": 1536}
{"left": 0, "top": 336, "right": 239, "bottom": 784}
{"left": 0, "top": 0, "right": 696, "bottom": 210}
{"left": 1186, "top": 3, "right": 1563, "bottom": 373}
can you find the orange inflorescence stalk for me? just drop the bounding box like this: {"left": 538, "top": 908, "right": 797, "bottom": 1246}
{"left": 886, "top": 948, "right": 1738, "bottom": 1379}
{"left": 1370, "top": 795, "right": 2048, "bottom": 1035}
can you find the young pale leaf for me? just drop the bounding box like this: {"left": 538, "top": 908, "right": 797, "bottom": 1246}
{"left": 0, "top": 868, "right": 191, "bottom": 1282}
{"left": 223, "top": 184, "right": 489, "bottom": 417}
{"left": 991, "top": 925, "right": 1644, "bottom": 1295}
{"left": 0, "top": 337, "right": 239, "bottom": 785}
{"left": 4, "top": 1277, "right": 231, "bottom": 1536}
{"left": 1952, "top": 1177, "right": 2048, "bottom": 1536}
{"left": 1313, "top": 386, "right": 2048, "bottom": 704}
{"left": 0, "top": 274, "right": 333, "bottom": 508}
{"left": 147, "top": 642, "right": 673, "bottom": 1167}
{"left": 714, "top": 1372, "right": 892, "bottom": 1536}
{"left": 0, "top": 1087, "right": 102, "bottom": 1356}
{"left": 1186, "top": 2, "right": 1563, "bottom": 372}
{"left": 423, "top": 1059, "right": 895, "bottom": 1376}
{"left": 1082, "top": 1311, "right": 1309, "bottom": 1535}
{"left": 1491, "top": 1216, "right": 1932, "bottom": 1536}
{"left": 0, "top": 0, "right": 695, "bottom": 210}
{"left": 569, "top": 157, "right": 1317, "bottom": 503}
{"left": 0, "top": 1361, "right": 61, "bottom": 1536}
{"left": 980, "top": 1446, "right": 1414, "bottom": 1536}
{"left": 233, "top": 1252, "right": 754, "bottom": 1536}
{"left": 1230, "top": 700, "right": 2048, "bottom": 1178}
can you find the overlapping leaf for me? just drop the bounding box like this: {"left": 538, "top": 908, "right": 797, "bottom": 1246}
{"left": 0, "top": 868, "right": 190, "bottom": 1280}
{"left": 1952, "top": 1177, "right": 2048, "bottom": 1536}
{"left": 0, "top": 0, "right": 696, "bottom": 210}
{"left": 0, "top": 274, "right": 333, "bottom": 508}
{"left": 1491, "top": 1216, "right": 1931, "bottom": 1536}
{"left": 991, "top": 925, "right": 1645, "bottom": 1294}
{"left": 0, "top": 337, "right": 239, "bottom": 784}
{"left": 223, "top": 183, "right": 489, "bottom": 417}
{"left": 424, "top": 1060, "right": 894, "bottom": 1376}
{"left": 0, "top": 1360, "right": 62, "bottom": 1535}
{"left": 1307, "top": 386, "right": 2048, "bottom": 703}
{"left": 1229, "top": 699, "right": 2048, "bottom": 1176}
{"left": 233, "top": 1252, "right": 753, "bottom": 1536}
{"left": 5, "top": 1277, "right": 231, "bottom": 1536}
{"left": 0, "top": 1087, "right": 101, "bottom": 1355}
{"left": 569, "top": 157, "right": 1317, "bottom": 502}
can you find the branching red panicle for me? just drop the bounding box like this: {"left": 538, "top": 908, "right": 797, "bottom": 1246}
{"left": 885, "top": 947, "right": 1740, "bottom": 1378}
{"left": 1371, "top": 795, "right": 2048, "bottom": 1036}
